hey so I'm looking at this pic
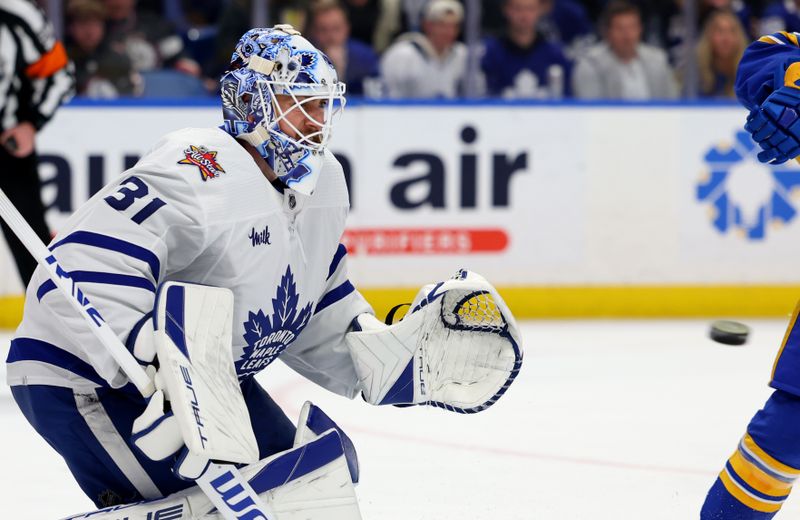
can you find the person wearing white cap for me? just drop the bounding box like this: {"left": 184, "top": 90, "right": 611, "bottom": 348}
{"left": 379, "top": 0, "right": 472, "bottom": 98}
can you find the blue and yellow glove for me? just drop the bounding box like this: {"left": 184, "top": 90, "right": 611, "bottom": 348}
{"left": 745, "top": 82, "right": 800, "bottom": 164}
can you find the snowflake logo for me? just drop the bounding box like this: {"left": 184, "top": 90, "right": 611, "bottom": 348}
{"left": 697, "top": 131, "right": 800, "bottom": 240}
{"left": 236, "top": 266, "right": 312, "bottom": 379}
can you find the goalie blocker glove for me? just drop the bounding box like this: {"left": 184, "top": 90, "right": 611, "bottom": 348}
{"left": 129, "top": 282, "right": 259, "bottom": 480}
{"left": 345, "top": 270, "right": 523, "bottom": 413}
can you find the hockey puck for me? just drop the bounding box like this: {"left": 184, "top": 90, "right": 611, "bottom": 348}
{"left": 709, "top": 320, "right": 750, "bottom": 345}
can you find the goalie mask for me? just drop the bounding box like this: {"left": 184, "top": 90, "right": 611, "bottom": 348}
{"left": 220, "top": 25, "right": 346, "bottom": 195}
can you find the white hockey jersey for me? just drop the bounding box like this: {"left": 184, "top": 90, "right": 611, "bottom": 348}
{"left": 6, "top": 127, "right": 372, "bottom": 398}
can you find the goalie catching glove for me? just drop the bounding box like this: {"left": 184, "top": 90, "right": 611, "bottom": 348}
{"left": 129, "top": 282, "right": 259, "bottom": 480}
{"left": 345, "top": 269, "right": 523, "bottom": 413}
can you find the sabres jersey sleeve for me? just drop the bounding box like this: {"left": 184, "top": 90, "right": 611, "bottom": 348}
{"left": 279, "top": 244, "right": 373, "bottom": 398}
{"left": 12, "top": 128, "right": 230, "bottom": 388}
{"left": 736, "top": 31, "right": 800, "bottom": 110}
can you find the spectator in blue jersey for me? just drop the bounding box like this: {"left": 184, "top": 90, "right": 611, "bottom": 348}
{"left": 572, "top": 0, "right": 677, "bottom": 99}
{"left": 759, "top": 0, "right": 800, "bottom": 35}
{"left": 380, "top": 0, "right": 469, "bottom": 98}
{"left": 481, "top": 0, "right": 573, "bottom": 99}
{"left": 307, "top": 0, "right": 380, "bottom": 97}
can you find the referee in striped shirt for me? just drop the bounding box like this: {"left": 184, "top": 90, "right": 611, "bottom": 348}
{"left": 0, "top": 0, "right": 74, "bottom": 286}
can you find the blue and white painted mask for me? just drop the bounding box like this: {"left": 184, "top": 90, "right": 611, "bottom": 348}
{"left": 220, "top": 25, "right": 346, "bottom": 195}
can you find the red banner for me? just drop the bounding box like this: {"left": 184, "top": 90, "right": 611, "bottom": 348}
{"left": 342, "top": 228, "right": 509, "bottom": 255}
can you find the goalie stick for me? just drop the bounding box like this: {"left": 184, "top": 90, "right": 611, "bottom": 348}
{"left": 0, "top": 187, "right": 276, "bottom": 520}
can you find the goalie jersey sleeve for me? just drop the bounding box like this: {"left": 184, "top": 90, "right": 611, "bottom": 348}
{"left": 10, "top": 129, "right": 216, "bottom": 389}
{"left": 736, "top": 31, "right": 800, "bottom": 110}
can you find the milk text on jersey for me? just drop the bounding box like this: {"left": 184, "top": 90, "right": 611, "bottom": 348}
{"left": 249, "top": 225, "right": 271, "bottom": 247}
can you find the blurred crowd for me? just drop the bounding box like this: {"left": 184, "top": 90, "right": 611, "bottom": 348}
{"left": 49, "top": 0, "right": 792, "bottom": 100}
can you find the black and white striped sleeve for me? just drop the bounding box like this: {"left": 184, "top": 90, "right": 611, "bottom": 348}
{"left": 0, "top": 0, "right": 74, "bottom": 130}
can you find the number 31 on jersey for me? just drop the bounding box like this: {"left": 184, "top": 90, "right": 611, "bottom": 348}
{"left": 104, "top": 176, "right": 167, "bottom": 224}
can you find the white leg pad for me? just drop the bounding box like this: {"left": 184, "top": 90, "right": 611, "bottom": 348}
{"left": 247, "top": 448, "right": 360, "bottom": 520}
{"left": 61, "top": 406, "right": 361, "bottom": 520}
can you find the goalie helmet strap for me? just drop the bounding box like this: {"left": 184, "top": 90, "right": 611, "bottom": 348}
{"left": 238, "top": 125, "right": 271, "bottom": 149}
{"left": 247, "top": 54, "right": 276, "bottom": 75}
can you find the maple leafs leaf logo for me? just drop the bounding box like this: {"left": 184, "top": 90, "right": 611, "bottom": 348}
{"left": 237, "top": 266, "right": 312, "bottom": 379}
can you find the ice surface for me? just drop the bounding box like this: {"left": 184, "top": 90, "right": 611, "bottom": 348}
{"left": 0, "top": 320, "right": 795, "bottom": 519}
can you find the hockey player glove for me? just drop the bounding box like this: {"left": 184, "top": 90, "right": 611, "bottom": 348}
{"left": 746, "top": 84, "right": 800, "bottom": 164}
{"left": 346, "top": 270, "right": 523, "bottom": 413}
{"left": 129, "top": 283, "right": 257, "bottom": 478}
{"left": 128, "top": 315, "right": 209, "bottom": 480}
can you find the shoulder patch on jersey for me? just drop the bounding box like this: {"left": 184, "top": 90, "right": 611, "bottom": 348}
{"left": 178, "top": 145, "right": 226, "bottom": 181}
